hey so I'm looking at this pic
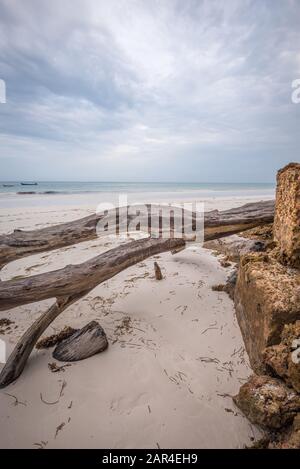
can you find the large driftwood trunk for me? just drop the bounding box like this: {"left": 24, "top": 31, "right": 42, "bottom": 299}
{"left": 0, "top": 295, "right": 80, "bottom": 388}
{"left": 0, "top": 200, "right": 274, "bottom": 268}
{"left": 0, "top": 199, "right": 274, "bottom": 388}
{"left": 0, "top": 237, "right": 185, "bottom": 311}
{"left": 203, "top": 200, "right": 274, "bottom": 240}
{"left": 0, "top": 212, "right": 104, "bottom": 269}
{"left": 0, "top": 238, "right": 184, "bottom": 387}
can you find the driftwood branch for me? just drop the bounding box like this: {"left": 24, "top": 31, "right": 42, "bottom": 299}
{"left": 0, "top": 201, "right": 274, "bottom": 311}
{"left": 0, "top": 237, "right": 185, "bottom": 311}
{"left": 0, "top": 212, "right": 103, "bottom": 269}
{"left": 0, "top": 237, "right": 184, "bottom": 387}
{"left": 0, "top": 200, "right": 275, "bottom": 388}
{"left": 0, "top": 200, "right": 274, "bottom": 268}
{"left": 203, "top": 200, "right": 274, "bottom": 240}
{"left": 154, "top": 262, "right": 163, "bottom": 280}
{"left": 0, "top": 294, "right": 83, "bottom": 388}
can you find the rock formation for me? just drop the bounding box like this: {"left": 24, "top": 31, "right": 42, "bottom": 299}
{"left": 269, "top": 414, "right": 300, "bottom": 449}
{"left": 263, "top": 321, "right": 300, "bottom": 393}
{"left": 274, "top": 162, "right": 300, "bottom": 268}
{"left": 235, "top": 252, "right": 300, "bottom": 373}
{"left": 233, "top": 162, "right": 300, "bottom": 448}
{"left": 233, "top": 374, "right": 300, "bottom": 429}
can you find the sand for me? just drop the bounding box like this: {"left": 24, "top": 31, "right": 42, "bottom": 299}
{"left": 0, "top": 196, "right": 269, "bottom": 448}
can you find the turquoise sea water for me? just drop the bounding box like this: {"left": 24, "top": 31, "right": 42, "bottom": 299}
{"left": 0, "top": 181, "right": 275, "bottom": 195}
{"left": 0, "top": 181, "right": 275, "bottom": 209}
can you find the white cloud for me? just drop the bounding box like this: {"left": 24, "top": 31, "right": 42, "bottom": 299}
{"left": 0, "top": 0, "right": 299, "bottom": 181}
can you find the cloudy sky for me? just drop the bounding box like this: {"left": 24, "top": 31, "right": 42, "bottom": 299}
{"left": 0, "top": 0, "right": 299, "bottom": 182}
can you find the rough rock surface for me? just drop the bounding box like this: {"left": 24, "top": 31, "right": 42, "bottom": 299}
{"left": 273, "top": 162, "right": 300, "bottom": 268}
{"left": 234, "top": 252, "right": 300, "bottom": 372}
{"left": 268, "top": 414, "right": 300, "bottom": 449}
{"left": 263, "top": 321, "right": 300, "bottom": 393}
{"left": 233, "top": 374, "right": 300, "bottom": 429}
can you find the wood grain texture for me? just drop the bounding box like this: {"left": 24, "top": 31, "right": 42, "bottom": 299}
{"left": 0, "top": 237, "right": 185, "bottom": 311}
{"left": 0, "top": 238, "right": 184, "bottom": 387}
{"left": 53, "top": 321, "right": 108, "bottom": 362}
{"left": 0, "top": 295, "right": 82, "bottom": 388}
{"left": 0, "top": 201, "right": 274, "bottom": 268}
{"left": 154, "top": 261, "right": 163, "bottom": 280}
{"left": 0, "top": 200, "right": 275, "bottom": 388}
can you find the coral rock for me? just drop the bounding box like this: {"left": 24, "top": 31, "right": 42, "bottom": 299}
{"left": 269, "top": 414, "right": 300, "bottom": 449}
{"left": 233, "top": 374, "right": 300, "bottom": 429}
{"left": 234, "top": 252, "right": 300, "bottom": 372}
{"left": 263, "top": 321, "right": 300, "bottom": 393}
{"left": 274, "top": 162, "right": 300, "bottom": 268}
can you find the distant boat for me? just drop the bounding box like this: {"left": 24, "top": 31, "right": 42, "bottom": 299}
{"left": 21, "top": 182, "right": 38, "bottom": 186}
{"left": 2, "top": 184, "right": 15, "bottom": 187}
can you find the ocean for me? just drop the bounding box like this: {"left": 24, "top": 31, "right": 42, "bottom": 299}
{"left": 0, "top": 181, "right": 275, "bottom": 209}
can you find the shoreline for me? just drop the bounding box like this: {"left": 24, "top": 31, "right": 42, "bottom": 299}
{"left": 0, "top": 186, "right": 274, "bottom": 211}
{"left": 0, "top": 192, "right": 274, "bottom": 234}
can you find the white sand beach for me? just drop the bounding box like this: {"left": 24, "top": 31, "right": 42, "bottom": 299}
{"left": 0, "top": 194, "right": 273, "bottom": 449}
{"left": 1, "top": 0, "right": 299, "bottom": 454}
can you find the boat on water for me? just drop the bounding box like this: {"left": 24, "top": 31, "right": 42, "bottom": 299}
{"left": 21, "top": 182, "right": 38, "bottom": 186}
{"left": 2, "top": 184, "right": 15, "bottom": 187}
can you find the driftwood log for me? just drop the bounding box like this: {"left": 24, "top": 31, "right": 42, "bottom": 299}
{"left": 53, "top": 321, "right": 108, "bottom": 362}
{"left": 0, "top": 200, "right": 274, "bottom": 388}
{"left": 0, "top": 238, "right": 185, "bottom": 387}
{"left": 0, "top": 237, "right": 185, "bottom": 311}
{"left": 0, "top": 200, "right": 274, "bottom": 268}
{"left": 0, "top": 294, "right": 83, "bottom": 388}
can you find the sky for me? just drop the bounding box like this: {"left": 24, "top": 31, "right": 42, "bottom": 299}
{"left": 0, "top": 0, "right": 300, "bottom": 183}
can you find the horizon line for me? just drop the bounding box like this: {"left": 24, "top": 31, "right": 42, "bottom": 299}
{"left": 0, "top": 180, "right": 275, "bottom": 185}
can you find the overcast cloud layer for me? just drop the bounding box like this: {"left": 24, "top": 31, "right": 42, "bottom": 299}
{"left": 0, "top": 0, "right": 299, "bottom": 182}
